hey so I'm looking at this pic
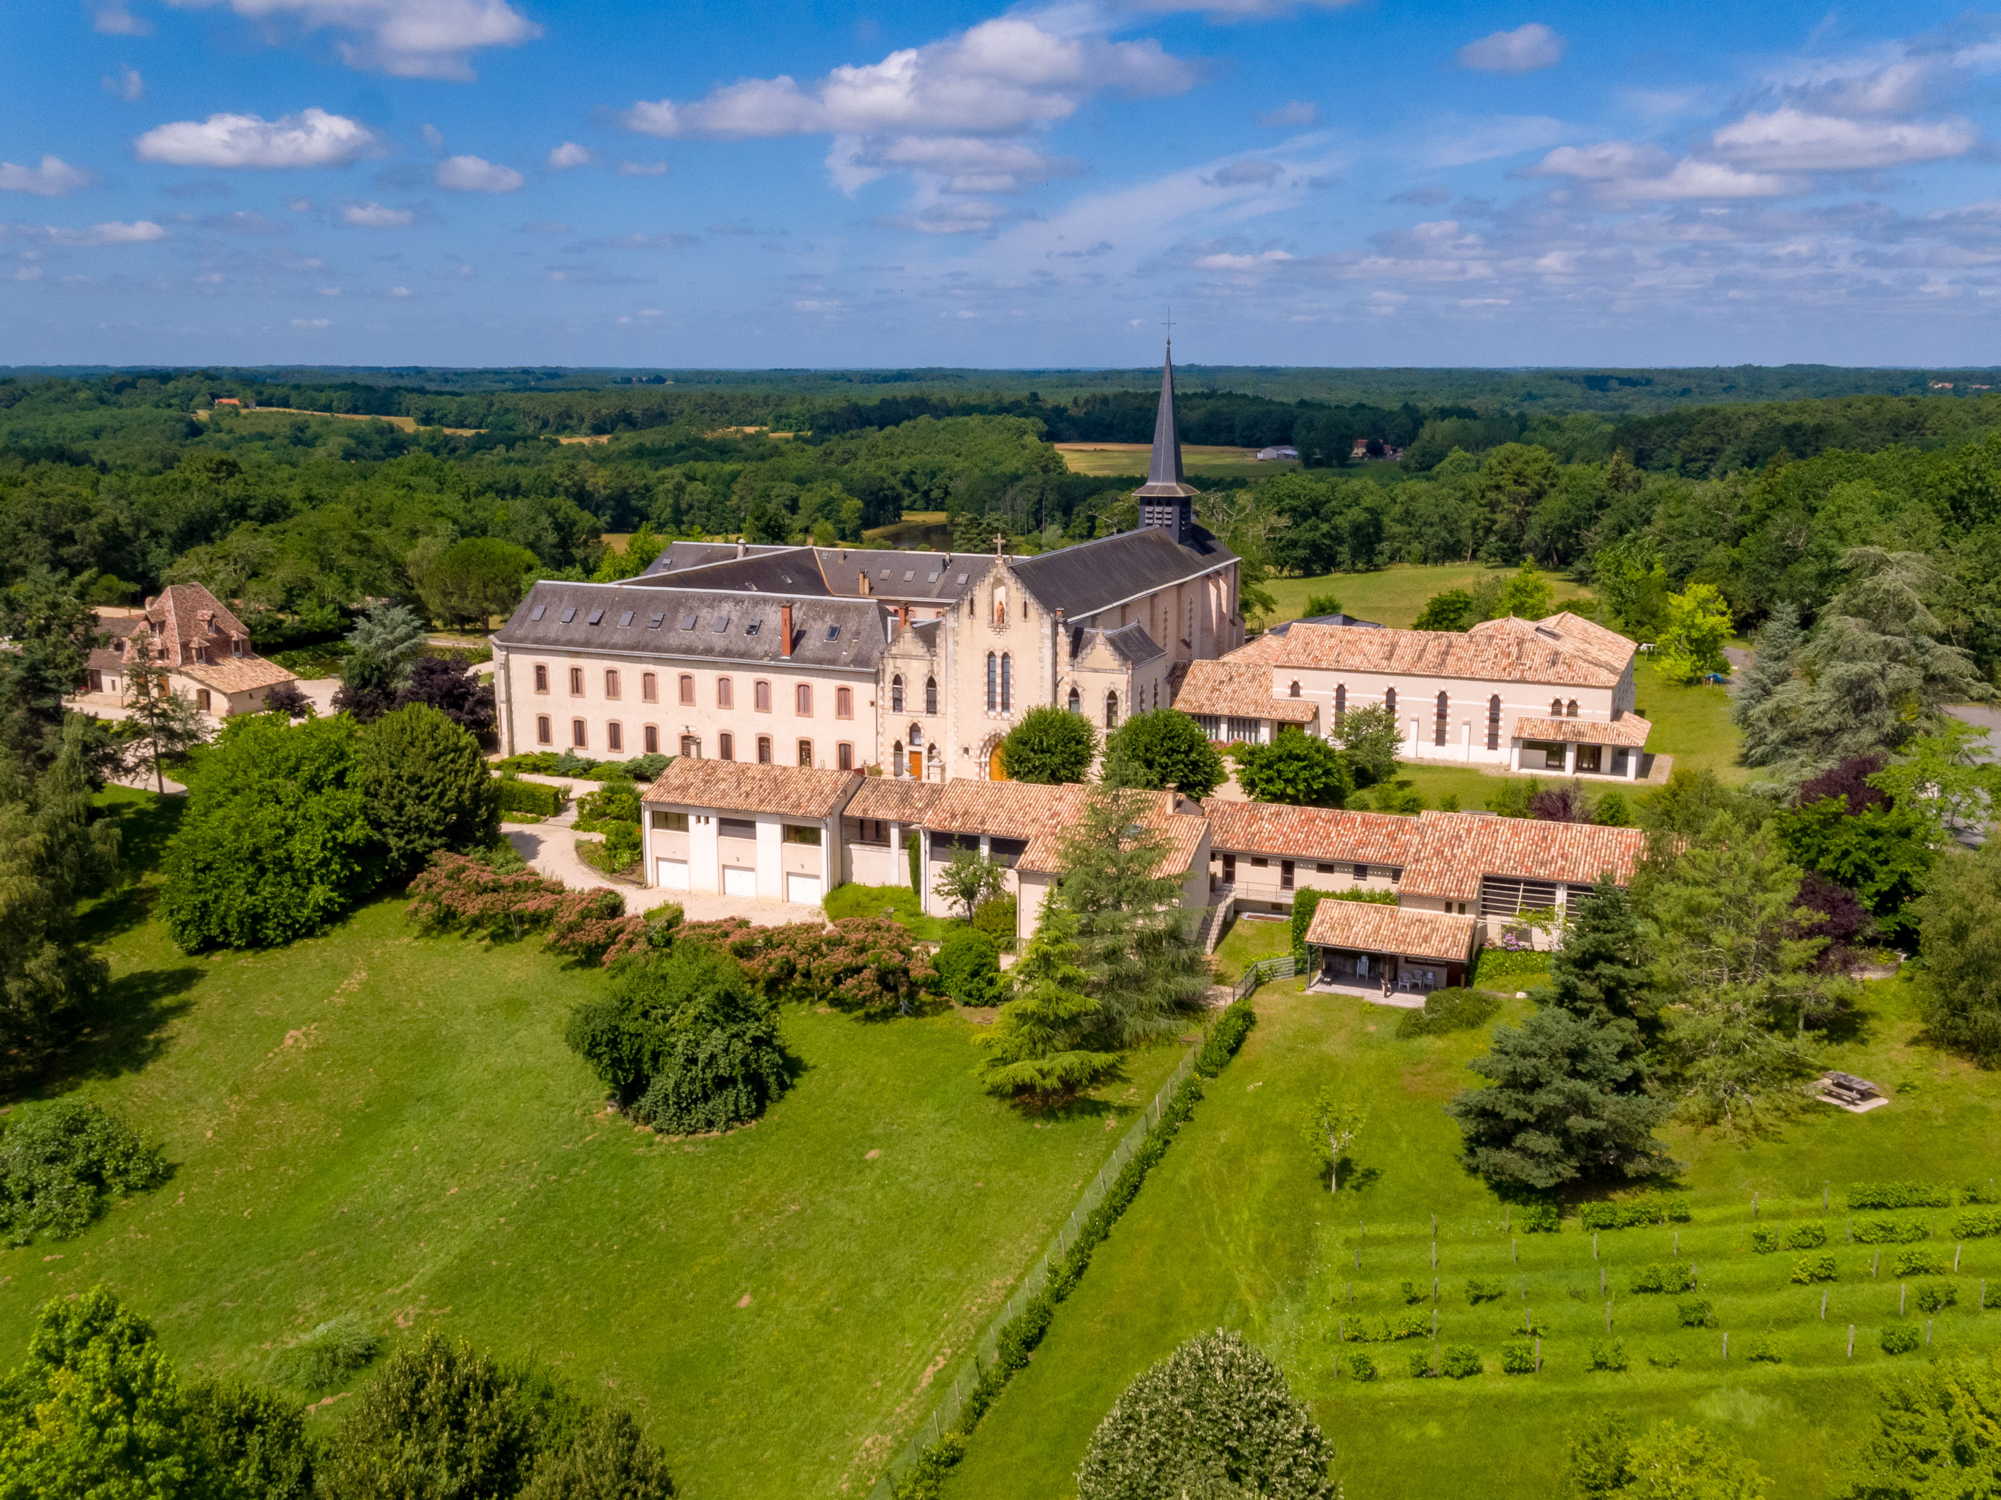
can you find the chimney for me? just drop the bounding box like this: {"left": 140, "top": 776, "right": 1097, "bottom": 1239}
{"left": 779, "top": 603, "right": 793, "bottom": 658}
{"left": 736, "top": 537, "right": 747, "bottom": 559}
{"left": 896, "top": 604, "right": 909, "bottom": 629}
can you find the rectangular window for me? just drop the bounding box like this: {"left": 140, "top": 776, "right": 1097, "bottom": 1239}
{"left": 643, "top": 725, "right": 659, "bottom": 754}
{"left": 568, "top": 667, "right": 584, "bottom": 696}
{"left": 718, "top": 817, "right": 756, "bottom": 840}
{"left": 533, "top": 664, "right": 549, "bottom": 693}
{"left": 1249, "top": 857, "right": 1268, "bottom": 869}
{"left": 679, "top": 674, "right": 695, "bottom": 706}
{"left": 1280, "top": 860, "right": 1295, "bottom": 892}
{"left": 836, "top": 686, "right": 853, "bottom": 719}
{"left": 836, "top": 741, "right": 854, "bottom": 769}
{"left": 652, "top": 810, "right": 688, "bottom": 832}
{"left": 536, "top": 714, "right": 552, "bottom": 744}
{"left": 854, "top": 819, "right": 887, "bottom": 845}
{"left": 605, "top": 669, "right": 620, "bottom": 700}
{"left": 717, "top": 677, "right": 734, "bottom": 709}
{"left": 607, "top": 722, "right": 623, "bottom": 752}
{"left": 797, "top": 738, "right": 813, "bottom": 767}
{"left": 754, "top": 680, "right": 772, "bottom": 712}
{"left": 641, "top": 672, "right": 657, "bottom": 703}
{"left": 756, "top": 735, "right": 772, "bottom": 764}
{"left": 783, "top": 824, "right": 822, "bottom": 847}
{"left": 796, "top": 683, "right": 813, "bottom": 716}
{"left": 570, "top": 718, "right": 586, "bottom": 748}
{"left": 718, "top": 732, "right": 735, "bottom": 761}
{"left": 1352, "top": 863, "right": 1369, "bottom": 881}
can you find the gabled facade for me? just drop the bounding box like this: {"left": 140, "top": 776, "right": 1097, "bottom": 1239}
{"left": 81, "top": 583, "right": 297, "bottom": 719}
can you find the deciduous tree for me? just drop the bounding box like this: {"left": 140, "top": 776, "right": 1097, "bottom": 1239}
{"left": 1652, "top": 583, "right": 1733, "bottom": 684}
{"left": 1335, "top": 702, "right": 1401, "bottom": 787}
{"left": 1103, "top": 709, "right": 1226, "bottom": 799}
{"left": 932, "top": 847, "right": 1006, "bottom": 919}
{"left": 1232, "top": 729, "right": 1352, "bottom": 807}
{"left": 1910, "top": 839, "right": 2001, "bottom": 1065}
{"left": 1843, "top": 1349, "right": 2001, "bottom": 1499}
{"left": 999, "top": 705, "right": 1097, "bottom": 784}
{"left": 1302, "top": 1090, "right": 1365, "bottom": 1193}
{"left": 355, "top": 703, "right": 500, "bottom": 880}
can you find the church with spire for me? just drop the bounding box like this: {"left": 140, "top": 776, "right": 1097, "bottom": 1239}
{"left": 491, "top": 343, "right": 1242, "bottom": 782}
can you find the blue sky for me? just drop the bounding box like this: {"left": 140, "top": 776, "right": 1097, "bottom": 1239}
{"left": 4, "top": 0, "right": 2000, "bottom": 367}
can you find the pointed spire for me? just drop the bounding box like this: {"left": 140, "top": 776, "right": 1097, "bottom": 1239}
{"left": 1134, "top": 339, "right": 1198, "bottom": 502}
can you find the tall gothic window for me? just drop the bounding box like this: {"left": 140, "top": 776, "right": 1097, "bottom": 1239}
{"left": 1385, "top": 686, "right": 1396, "bottom": 718}
{"left": 986, "top": 652, "right": 997, "bottom": 711}
{"left": 1566, "top": 699, "right": 1579, "bottom": 718}
{"left": 1435, "top": 691, "right": 1449, "bottom": 747}
{"left": 1104, "top": 690, "right": 1119, "bottom": 729}
{"left": 925, "top": 675, "right": 938, "bottom": 714}
{"left": 890, "top": 674, "right": 904, "bottom": 712}
{"left": 1334, "top": 683, "right": 1346, "bottom": 726}
{"left": 1000, "top": 653, "right": 1013, "bottom": 712}
{"left": 1066, "top": 685, "right": 1080, "bottom": 713}
{"left": 1487, "top": 694, "right": 1502, "bottom": 751}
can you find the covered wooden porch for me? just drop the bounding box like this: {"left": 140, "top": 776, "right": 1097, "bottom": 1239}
{"left": 1303, "top": 899, "right": 1479, "bottom": 1003}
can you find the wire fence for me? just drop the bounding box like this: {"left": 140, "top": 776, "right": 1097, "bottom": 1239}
{"left": 1234, "top": 953, "right": 1296, "bottom": 1002}
{"left": 869, "top": 1047, "right": 1199, "bottom": 1499}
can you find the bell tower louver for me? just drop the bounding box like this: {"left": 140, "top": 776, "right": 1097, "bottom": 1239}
{"left": 1133, "top": 340, "right": 1198, "bottom": 545}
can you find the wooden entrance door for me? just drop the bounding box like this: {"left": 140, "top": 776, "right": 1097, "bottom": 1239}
{"left": 908, "top": 751, "right": 923, "bottom": 779}
{"left": 988, "top": 743, "right": 1008, "bottom": 781}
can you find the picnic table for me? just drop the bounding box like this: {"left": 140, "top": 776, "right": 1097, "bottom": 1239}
{"left": 1821, "top": 1071, "right": 1881, "bottom": 1106}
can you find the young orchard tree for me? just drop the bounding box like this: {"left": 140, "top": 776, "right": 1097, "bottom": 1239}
{"left": 998, "top": 705, "right": 1098, "bottom": 785}
{"left": 1303, "top": 1090, "right": 1365, "bottom": 1193}
{"left": 1102, "top": 709, "right": 1227, "bottom": 800}
{"left": 978, "top": 906, "right": 1124, "bottom": 1107}
{"left": 119, "top": 655, "right": 209, "bottom": 794}
{"left": 1053, "top": 786, "right": 1211, "bottom": 1049}
{"left": 932, "top": 847, "right": 1007, "bottom": 920}
{"left": 1335, "top": 702, "right": 1401, "bottom": 788}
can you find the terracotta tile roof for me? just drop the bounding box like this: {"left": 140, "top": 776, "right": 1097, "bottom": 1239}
{"left": 642, "top": 759, "right": 863, "bottom": 819}
{"left": 1173, "top": 659, "right": 1321, "bottom": 724}
{"left": 1400, "top": 811, "right": 1649, "bottom": 900}
{"left": 1513, "top": 714, "right": 1653, "bottom": 748}
{"left": 175, "top": 656, "right": 297, "bottom": 693}
{"left": 923, "top": 780, "right": 1202, "bottom": 878}
{"left": 845, "top": 778, "right": 942, "bottom": 822}
{"left": 1305, "top": 900, "right": 1479, "bottom": 963}
{"left": 1536, "top": 610, "right": 1638, "bottom": 671}
{"left": 145, "top": 583, "right": 251, "bottom": 667}
{"left": 1203, "top": 801, "right": 1417, "bottom": 865}
{"left": 1232, "top": 612, "right": 1633, "bottom": 689}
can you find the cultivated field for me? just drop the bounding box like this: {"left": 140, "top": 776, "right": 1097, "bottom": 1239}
{"left": 5, "top": 792, "right": 1178, "bottom": 1500}
{"left": 1261, "top": 562, "right": 1594, "bottom": 630}
{"left": 1055, "top": 441, "right": 1296, "bottom": 478}
{"left": 946, "top": 982, "right": 2001, "bottom": 1499}
{"left": 196, "top": 405, "right": 486, "bottom": 436}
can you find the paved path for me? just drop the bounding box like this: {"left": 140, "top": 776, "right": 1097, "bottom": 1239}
{"left": 502, "top": 818, "right": 821, "bottom": 924}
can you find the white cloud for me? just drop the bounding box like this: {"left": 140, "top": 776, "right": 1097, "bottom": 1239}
{"left": 1712, "top": 108, "right": 1975, "bottom": 171}
{"left": 616, "top": 161, "right": 670, "bottom": 177}
{"left": 134, "top": 108, "right": 378, "bottom": 168}
{"left": 341, "top": 200, "right": 414, "bottom": 227}
{"left": 290, "top": 316, "right": 331, "bottom": 328}
{"left": 1256, "top": 100, "right": 1319, "bottom": 128}
{"left": 435, "top": 154, "right": 524, "bottom": 192}
{"left": 420, "top": 122, "right": 447, "bottom": 151}
{"left": 863, "top": 135, "right": 1067, "bottom": 193}
{"left": 102, "top": 64, "right": 145, "bottom": 101}
{"left": 1456, "top": 23, "right": 1564, "bottom": 74}
{"left": 9, "top": 220, "right": 168, "bottom": 245}
{"left": 387, "top": 284, "right": 413, "bottom": 297}
{"left": 621, "top": 14, "right": 1193, "bottom": 141}
{"left": 0, "top": 156, "right": 95, "bottom": 197}
{"left": 547, "top": 141, "right": 593, "bottom": 170}
{"left": 146, "top": 0, "right": 539, "bottom": 80}
{"left": 1530, "top": 141, "right": 1673, "bottom": 181}
{"left": 1605, "top": 159, "right": 1801, "bottom": 201}
{"left": 1419, "top": 114, "right": 1565, "bottom": 168}
{"left": 92, "top": 1, "right": 150, "bottom": 35}
{"left": 1194, "top": 248, "right": 1293, "bottom": 270}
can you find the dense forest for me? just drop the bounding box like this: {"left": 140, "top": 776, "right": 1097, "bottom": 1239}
{"left": 4, "top": 367, "right": 2001, "bottom": 684}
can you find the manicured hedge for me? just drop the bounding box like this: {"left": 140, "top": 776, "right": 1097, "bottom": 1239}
{"left": 495, "top": 776, "right": 567, "bottom": 819}
{"left": 1470, "top": 946, "right": 1553, "bottom": 989}
{"left": 1848, "top": 1182, "right": 1961, "bottom": 1211}
{"left": 1393, "top": 988, "right": 1498, "bottom": 1039}
{"left": 1195, "top": 1002, "right": 1256, "bottom": 1077}
{"left": 1577, "top": 1196, "right": 1692, "bottom": 1231}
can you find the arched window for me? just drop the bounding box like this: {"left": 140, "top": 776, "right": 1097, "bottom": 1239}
{"left": 1104, "top": 690, "right": 1119, "bottom": 729}
{"left": 1551, "top": 697, "right": 1564, "bottom": 716}
{"left": 718, "top": 732, "right": 734, "bottom": 760}
{"left": 605, "top": 669, "right": 621, "bottom": 700}
{"left": 571, "top": 718, "right": 587, "bottom": 748}
{"left": 1486, "top": 694, "right": 1502, "bottom": 751}
{"left": 1384, "top": 686, "right": 1396, "bottom": 718}
{"left": 890, "top": 674, "right": 905, "bottom": 712}
{"left": 679, "top": 734, "right": 699, "bottom": 758}
{"left": 535, "top": 714, "right": 551, "bottom": 744}
{"left": 993, "top": 585, "right": 1008, "bottom": 628}
{"left": 533, "top": 664, "right": 549, "bottom": 693}
{"left": 754, "top": 680, "right": 772, "bottom": 712}
{"left": 986, "top": 652, "right": 998, "bottom": 712}
{"left": 1566, "top": 699, "right": 1579, "bottom": 718}
{"left": 1066, "top": 685, "right": 1081, "bottom": 714}
{"left": 678, "top": 673, "right": 694, "bottom": 706}
{"left": 795, "top": 683, "right": 813, "bottom": 716}
{"left": 717, "top": 677, "right": 733, "bottom": 709}
{"left": 1288, "top": 680, "right": 1301, "bottom": 698}
{"left": 1435, "top": 691, "right": 1449, "bottom": 747}
{"left": 1334, "top": 683, "right": 1346, "bottom": 726}
{"left": 1000, "top": 653, "right": 1013, "bottom": 711}
{"left": 837, "top": 742, "right": 854, "bottom": 769}
{"left": 926, "top": 743, "right": 941, "bottom": 780}
{"left": 925, "top": 676, "right": 938, "bottom": 714}
{"left": 607, "top": 723, "right": 623, "bottom": 752}
{"left": 892, "top": 740, "right": 904, "bottom": 775}
{"left": 836, "top": 686, "right": 853, "bottom": 720}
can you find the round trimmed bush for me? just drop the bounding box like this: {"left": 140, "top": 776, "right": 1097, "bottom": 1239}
{"left": 937, "top": 927, "right": 1004, "bottom": 1007}
{"left": 1076, "top": 1330, "right": 1333, "bottom": 1500}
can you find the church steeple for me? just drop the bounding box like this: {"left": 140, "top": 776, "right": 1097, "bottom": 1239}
{"left": 1134, "top": 340, "right": 1198, "bottom": 543}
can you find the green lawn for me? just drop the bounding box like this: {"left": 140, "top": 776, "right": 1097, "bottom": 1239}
{"left": 1262, "top": 564, "right": 1595, "bottom": 630}
{"left": 5, "top": 793, "right": 1177, "bottom": 1500}
{"left": 946, "top": 980, "right": 2001, "bottom": 1500}
{"left": 825, "top": 881, "right": 952, "bottom": 941}
{"left": 1209, "top": 913, "right": 1292, "bottom": 982}
{"left": 1632, "top": 657, "right": 1745, "bottom": 782}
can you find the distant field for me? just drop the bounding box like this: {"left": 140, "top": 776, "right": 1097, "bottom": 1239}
{"left": 1263, "top": 564, "right": 1595, "bottom": 629}
{"left": 866, "top": 510, "right": 951, "bottom": 550}
{"left": 1055, "top": 441, "right": 1296, "bottom": 479}
{"left": 198, "top": 405, "right": 486, "bottom": 437}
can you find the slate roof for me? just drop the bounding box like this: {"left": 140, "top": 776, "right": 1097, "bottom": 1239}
{"left": 644, "top": 542, "right": 989, "bottom": 604}
{"left": 620, "top": 548, "right": 833, "bottom": 597}
{"left": 1513, "top": 714, "right": 1653, "bottom": 748}
{"left": 1010, "top": 526, "right": 1236, "bottom": 622}
{"left": 1135, "top": 342, "right": 1199, "bottom": 500}
{"left": 646, "top": 540, "right": 794, "bottom": 574}
{"left": 1232, "top": 612, "right": 1632, "bottom": 689}
{"left": 814, "top": 548, "right": 989, "bottom": 603}
{"left": 1305, "top": 900, "right": 1479, "bottom": 963}
{"left": 1174, "top": 659, "right": 1319, "bottom": 723}
{"left": 495, "top": 581, "right": 886, "bottom": 670}
{"left": 1203, "top": 802, "right": 1416, "bottom": 865}
{"left": 845, "top": 778, "right": 943, "bottom": 823}
{"left": 642, "top": 759, "right": 863, "bottom": 819}
{"left": 1399, "top": 812, "right": 1649, "bottom": 901}
{"left": 1264, "top": 612, "right": 1383, "bottom": 635}
{"left": 1075, "top": 621, "right": 1166, "bottom": 666}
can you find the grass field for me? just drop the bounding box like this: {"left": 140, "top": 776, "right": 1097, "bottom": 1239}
{"left": 945, "top": 981, "right": 2001, "bottom": 1499}
{"left": 1262, "top": 563, "right": 1595, "bottom": 630}
{"left": 1209, "top": 913, "right": 1292, "bottom": 982}
{"left": 866, "top": 510, "right": 951, "bottom": 550}
{"left": 198, "top": 405, "right": 486, "bottom": 437}
{"left": 3, "top": 793, "right": 1178, "bottom": 1500}
{"left": 1054, "top": 443, "right": 1294, "bottom": 479}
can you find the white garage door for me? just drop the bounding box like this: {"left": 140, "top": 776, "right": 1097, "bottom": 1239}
{"left": 722, "top": 865, "right": 757, "bottom": 898}
{"left": 654, "top": 858, "right": 689, "bottom": 890}
{"left": 785, "top": 872, "right": 824, "bottom": 906}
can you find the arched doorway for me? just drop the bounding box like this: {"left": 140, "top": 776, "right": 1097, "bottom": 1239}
{"left": 985, "top": 734, "right": 1009, "bottom": 781}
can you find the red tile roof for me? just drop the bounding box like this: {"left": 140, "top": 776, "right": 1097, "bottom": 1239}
{"left": 1172, "top": 659, "right": 1320, "bottom": 723}
{"left": 1305, "top": 900, "right": 1479, "bottom": 962}
{"left": 845, "top": 777, "right": 942, "bottom": 822}
{"left": 1233, "top": 612, "right": 1632, "bottom": 689}
{"left": 1513, "top": 714, "right": 1652, "bottom": 748}
{"left": 643, "top": 759, "right": 863, "bottom": 819}
{"left": 176, "top": 656, "right": 297, "bottom": 693}
{"left": 924, "top": 780, "right": 1203, "bottom": 878}
{"left": 1400, "top": 811, "right": 1649, "bottom": 900}
{"left": 1203, "top": 801, "right": 1417, "bottom": 866}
